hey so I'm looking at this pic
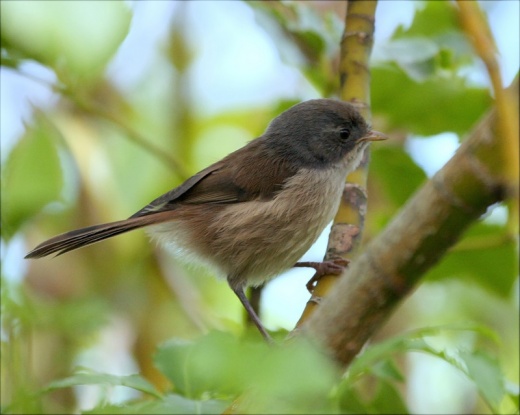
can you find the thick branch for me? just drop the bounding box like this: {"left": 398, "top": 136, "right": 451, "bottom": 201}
{"left": 302, "top": 82, "right": 517, "bottom": 366}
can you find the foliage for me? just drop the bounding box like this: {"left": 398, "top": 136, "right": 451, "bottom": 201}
{"left": 1, "top": 1, "right": 518, "bottom": 414}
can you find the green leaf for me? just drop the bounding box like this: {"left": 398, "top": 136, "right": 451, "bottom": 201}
{"left": 336, "top": 369, "right": 408, "bottom": 414}
{"left": 0, "top": 1, "right": 131, "bottom": 82}
{"left": 506, "top": 381, "right": 520, "bottom": 412}
{"left": 369, "top": 379, "right": 409, "bottom": 414}
{"left": 346, "top": 323, "right": 499, "bottom": 381}
{"left": 425, "top": 222, "right": 518, "bottom": 297}
{"left": 336, "top": 384, "right": 368, "bottom": 414}
{"left": 45, "top": 369, "right": 162, "bottom": 399}
{"left": 154, "top": 331, "right": 250, "bottom": 398}
{"left": 459, "top": 350, "right": 506, "bottom": 411}
{"left": 37, "top": 297, "right": 109, "bottom": 338}
{"left": 248, "top": 1, "right": 340, "bottom": 94}
{"left": 154, "top": 331, "right": 339, "bottom": 413}
{"left": 370, "top": 145, "right": 427, "bottom": 208}
{"left": 343, "top": 324, "right": 507, "bottom": 413}
{"left": 371, "top": 359, "right": 405, "bottom": 383}
{"left": 84, "top": 394, "right": 229, "bottom": 415}
{"left": 1, "top": 112, "right": 64, "bottom": 240}
{"left": 371, "top": 64, "right": 491, "bottom": 136}
{"left": 375, "top": 37, "right": 439, "bottom": 81}
{"left": 394, "top": 1, "right": 459, "bottom": 38}
{"left": 393, "top": 0, "right": 472, "bottom": 59}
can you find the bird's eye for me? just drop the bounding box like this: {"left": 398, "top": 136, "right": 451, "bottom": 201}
{"left": 339, "top": 127, "right": 351, "bottom": 139}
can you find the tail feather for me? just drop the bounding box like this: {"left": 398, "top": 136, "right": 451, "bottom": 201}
{"left": 25, "top": 213, "right": 173, "bottom": 259}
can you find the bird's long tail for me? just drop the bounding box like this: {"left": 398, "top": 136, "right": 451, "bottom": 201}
{"left": 25, "top": 212, "right": 173, "bottom": 258}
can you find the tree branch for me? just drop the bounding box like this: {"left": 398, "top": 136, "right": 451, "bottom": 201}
{"left": 295, "top": 0, "right": 378, "bottom": 329}
{"left": 456, "top": 1, "right": 519, "bottom": 234}
{"left": 302, "top": 79, "right": 518, "bottom": 366}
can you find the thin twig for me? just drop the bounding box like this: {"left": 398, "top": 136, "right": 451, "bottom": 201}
{"left": 294, "top": 0, "right": 378, "bottom": 330}
{"left": 63, "top": 88, "right": 191, "bottom": 180}
{"left": 14, "top": 69, "right": 190, "bottom": 180}
{"left": 456, "top": 1, "right": 519, "bottom": 234}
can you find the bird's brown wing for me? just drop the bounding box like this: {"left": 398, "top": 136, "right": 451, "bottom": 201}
{"left": 130, "top": 141, "right": 297, "bottom": 217}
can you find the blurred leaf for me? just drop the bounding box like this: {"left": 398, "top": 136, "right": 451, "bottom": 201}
{"left": 83, "top": 393, "right": 228, "bottom": 415}
{"left": 1, "top": 276, "right": 38, "bottom": 327}
{"left": 336, "top": 384, "right": 368, "bottom": 414}
{"left": 37, "top": 297, "right": 109, "bottom": 339}
{"left": 394, "top": 1, "right": 459, "bottom": 38}
{"left": 346, "top": 323, "right": 499, "bottom": 381}
{"left": 248, "top": 1, "right": 341, "bottom": 94}
{"left": 45, "top": 369, "right": 162, "bottom": 399}
{"left": 371, "top": 359, "right": 405, "bottom": 383}
{"left": 371, "top": 145, "right": 427, "bottom": 208}
{"left": 393, "top": 1, "right": 473, "bottom": 61}
{"left": 425, "top": 222, "right": 517, "bottom": 297}
{"left": 154, "top": 331, "right": 250, "bottom": 398}
{"left": 0, "top": 1, "right": 131, "bottom": 82}
{"left": 155, "top": 331, "right": 339, "bottom": 413}
{"left": 369, "top": 1, "right": 475, "bottom": 85}
{"left": 458, "top": 350, "right": 505, "bottom": 411}
{"left": 506, "top": 381, "right": 520, "bottom": 411}
{"left": 243, "top": 336, "right": 339, "bottom": 414}
{"left": 374, "top": 37, "right": 439, "bottom": 81}
{"left": 341, "top": 324, "right": 506, "bottom": 413}
{"left": 372, "top": 64, "right": 491, "bottom": 135}
{"left": 249, "top": 1, "right": 328, "bottom": 62}
{"left": 369, "top": 379, "right": 409, "bottom": 414}
{"left": 1, "top": 111, "right": 63, "bottom": 240}
{"left": 336, "top": 368, "right": 408, "bottom": 414}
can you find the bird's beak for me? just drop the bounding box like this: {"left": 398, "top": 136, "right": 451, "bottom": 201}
{"left": 359, "top": 130, "right": 388, "bottom": 143}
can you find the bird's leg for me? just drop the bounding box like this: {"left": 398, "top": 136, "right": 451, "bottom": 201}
{"left": 294, "top": 258, "right": 350, "bottom": 293}
{"left": 230, "top": 284, "right": 273, "bottom": 343}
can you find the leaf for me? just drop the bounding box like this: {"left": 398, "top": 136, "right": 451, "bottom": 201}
{"left": 458, "top": 350, "right": 506, "bottom": 411}
{"left": 425, "top": 222, "right": 518, "bottom": 297}
{"left": 371, "top": 359, "right": 405, "bottom": 383}
{"left": 370, "top": 145, "right": 427, "bottom": 208}
{"left": 1, "top": 112, "right": 64, "bottom": 240}
{"left": 394, "top": 1, "right": 460, "bottom": 38}
{"left": 154, "top": 331, "right": 249, "bottom": 398}
{"left": 154, "top": 331, "right": 339, "bottom": 413}
{"left": 375, "top": 1, "right": 475, "bottom": 81}
{"left": 505, "top": 381, "right": 519, "bottom": 411}
{"left": 369, "top": 379, "right": 409, "bottom": 414}
{"left": 374, "top": 37, "right": 440, "bottom": 81}
{"left": 247, "top": 1, "right": 341, "bottom": 94}
{"left": 336, "top": 369, "right": 408, "bottom": 414}
{"left": 371, "top": 64, "right": 491, "bottom": 136}
{"left": 393, "top": 0, "right": 473, "bottom": 62}
{"left": 84, "top": 394, "right": 229, "bottom": 415}
{"left": 346, "top": 323, "right": 499, "bottom": 381}
{"left": 45, "top": 370, "right": 162, "bottom": 399}
{"left": 336, "top": 384, "right": 368, "bottom": 414}
{"left": 343, "top": 324, "right": 508, "bottom": 413}
{"left": 0, "top": 1, "right": 131, "bottom": 82}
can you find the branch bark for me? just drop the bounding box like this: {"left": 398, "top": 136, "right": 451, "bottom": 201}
{"left": 302, "top": 79, "right": 518, "bottom": 366}
{"left": 295, "top": 0, "right": 378, "bottom": 329}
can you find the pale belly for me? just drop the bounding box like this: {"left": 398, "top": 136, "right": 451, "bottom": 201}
{"left": 149, "top": 165, "right": 350, "bottom": 289}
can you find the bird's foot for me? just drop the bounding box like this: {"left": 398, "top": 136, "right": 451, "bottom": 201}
{"left": 294, "top": 258, "right": 350, "bottom": 293}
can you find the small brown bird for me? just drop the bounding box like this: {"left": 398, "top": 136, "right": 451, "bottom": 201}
{"left": 25, "top": 99, "right": 386, "bottom": 341}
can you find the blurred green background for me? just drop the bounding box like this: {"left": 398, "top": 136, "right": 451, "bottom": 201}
{"left": 1, "top": 1, "right": 518, "bottom": 414}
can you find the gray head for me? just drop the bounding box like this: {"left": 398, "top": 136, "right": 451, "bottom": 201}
{"left": 263, "top": 99, "right": 381, "bottom": 168}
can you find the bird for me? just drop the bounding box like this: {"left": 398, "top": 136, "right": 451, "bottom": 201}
{"left": 25, "top": 98, "right": 386, "bottom": 341}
